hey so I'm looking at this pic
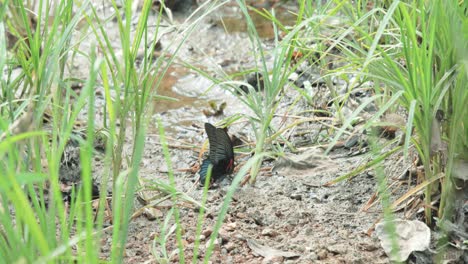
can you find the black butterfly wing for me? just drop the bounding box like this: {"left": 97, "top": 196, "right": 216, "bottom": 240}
{"left": 199, "top": 159, "right": 212, "bottom": 184}
{"left": 199, "top": 123, "right": 234, "bottom": 184}
{"left": 204, "top": 123, "right": 234, "bottom": 164}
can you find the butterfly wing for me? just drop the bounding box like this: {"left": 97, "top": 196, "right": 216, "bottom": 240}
{"left": 199, "top": 159, "right": 212, "bottom": 184}
{"left": 204, "top": 123, "right": 234, "bottom": 166}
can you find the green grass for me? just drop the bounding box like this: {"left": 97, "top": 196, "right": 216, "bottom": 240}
{"left": 216, "top": 0, "right": 465, "bottom": 261}
{"left": 300, "top": 0, "right": 466, "bottom": 261}
{"left": 0, "top": 0, "right": 197, "bottom": 262}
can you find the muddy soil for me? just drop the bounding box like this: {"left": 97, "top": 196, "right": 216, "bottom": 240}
{"left": 63, "top": 1, "right": 442, "bottom": 263}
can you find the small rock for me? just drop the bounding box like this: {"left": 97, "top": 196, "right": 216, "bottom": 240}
{"left": 261, "top": 228, "right": 279, "bottom": 237}
{"left": 290, "top": 193, "right": 302, "bottom": 200}
{"left": 294, "top": 245, "right": 306, "bottom": 252}
{"left": 306, "top": 252, "right": 318, "bottom": 261}
{"left": 317, "top": 248, "right": 328, "bottom": 260}
{"left": 236, "top": 212, "right": 247, "bottom": 218}
{"left": 207, "top": 195, "right": 217, "bottom": 203}
{"left": 224, "top": 242, "right": 236, "bottom": 252}
{"left": 263, "top": 256, "right": 284, "bottom": 264}
{"left": 224, "top": 222, "right": 237, "bottom": 231}
{"left": 376, "top": 113, "right": 406, "bottom": 139}
{"left": 288, "top": 72, "right": 299, "bottom": 82}
{"left": 359, "top": 242, "right": 378, "bottom": 251}
{"left": 304, "top": 228, "right": 314, "bottom": 236}
{"left": 202, "top": 229, "right": 213, "bottom": 237}
{"left": 219, "top": 229, "right": 230, "bottom": 242}
{"left": 234, "top": 233, "right": 245, "bottom": 240}
{"left": 170, "top": 253, "right": 179, "bottom": 262}
{"left": 344, "top": 134, "right": 359, "bottom": 149}
{"left": 186, "top": 236, "right": 195, "bottom": 243}
{"left": 126, "top": 248, "right": 135, "bottom": 257}
{"left": 327, "top": 244, "right": 348, "bottom": 254}
{"left": 142, "top": 207, "right": 162, "bottom": 220}
{"left": 205, "top": 238, "right": 221, "bottom": 251}
{"left": 238, "top": 72, "right": 264, "bottom": 94}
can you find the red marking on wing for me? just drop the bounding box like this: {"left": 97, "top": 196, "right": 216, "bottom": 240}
{"left": 227, "top": 158, "right": 234, "bottom": 172}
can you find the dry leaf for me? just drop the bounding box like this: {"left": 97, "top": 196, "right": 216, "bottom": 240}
{"left": 247, "top": 239, "right": 300, "bottom": 261}
{"left": 375, "top": 219, "right": 430, "bottom": 262}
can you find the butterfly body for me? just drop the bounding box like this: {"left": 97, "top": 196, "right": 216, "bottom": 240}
{"left": 199, "top": 123, "right": 234, "bottom": 184}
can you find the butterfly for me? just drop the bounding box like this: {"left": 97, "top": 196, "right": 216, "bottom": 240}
{"left": 199, "top": 123, "right": 234, "bottom": 185}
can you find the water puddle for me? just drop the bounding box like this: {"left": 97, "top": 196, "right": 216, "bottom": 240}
{"left": 152, "top": 66, "right": 200, "bottom": 112}
{"left": 214, "top": 6, "right": 297, "bottom": 39}
{"left": 150, "top": 4, "right": 297, "bottom": 136}
{"left": 150, "top": 66, "right": 209, "bottom": 136}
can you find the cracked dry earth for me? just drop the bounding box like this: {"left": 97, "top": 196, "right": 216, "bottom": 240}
{"left": 70, "top": 2, "right": 417, "bottom": 263}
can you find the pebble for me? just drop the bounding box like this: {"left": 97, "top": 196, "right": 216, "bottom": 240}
{"left": 327, "top": 243, "right": 348, "bottom": 254}
{"left": 359, "top": 242, "right": 379, "bottom": 251}
{"left": 205, "top": 238, "right": 220, "bottom": 250}
{"left": 236, "top": 212, "right": 247, "bottom": 218}
{"left": 263, "top": 256, "right": 284, "bottom": 264}
{"left": 170, "top": 254, "right": 179, "bottom": 262}
{"left": 218, "top": 228, "right": 230, "bottom": 241}
{"left": 294, "top": 245, "right": 305, "bottom": 252}
{"left": 317, "top": 248, "right": 328, "bottom": 260}
{"left": 261, "top": 228, "right": 279, "bottom": 237}
{"left": 306, "top": 252, "right": 318, "bottom": 261}
{"left": 290, "top": 193, "right": 302, "bottom": 200}
{"left": 304, "top": 227, "right": 314, "bottom": 236}
{"left": 234, "top": 233, "right": 245, "bottom": 240}
{"left": 224, "top": 242, "right": 236, "bottom": 252}
{"left": 202, "top": 228, "right": 213, "bottom": 237}
{"left": 224, "top": 222, "right": 237, "bottom": 231}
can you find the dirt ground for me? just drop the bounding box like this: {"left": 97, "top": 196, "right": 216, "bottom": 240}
{"left": 61, "top": 1, "right": 464, "bottom": 263}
